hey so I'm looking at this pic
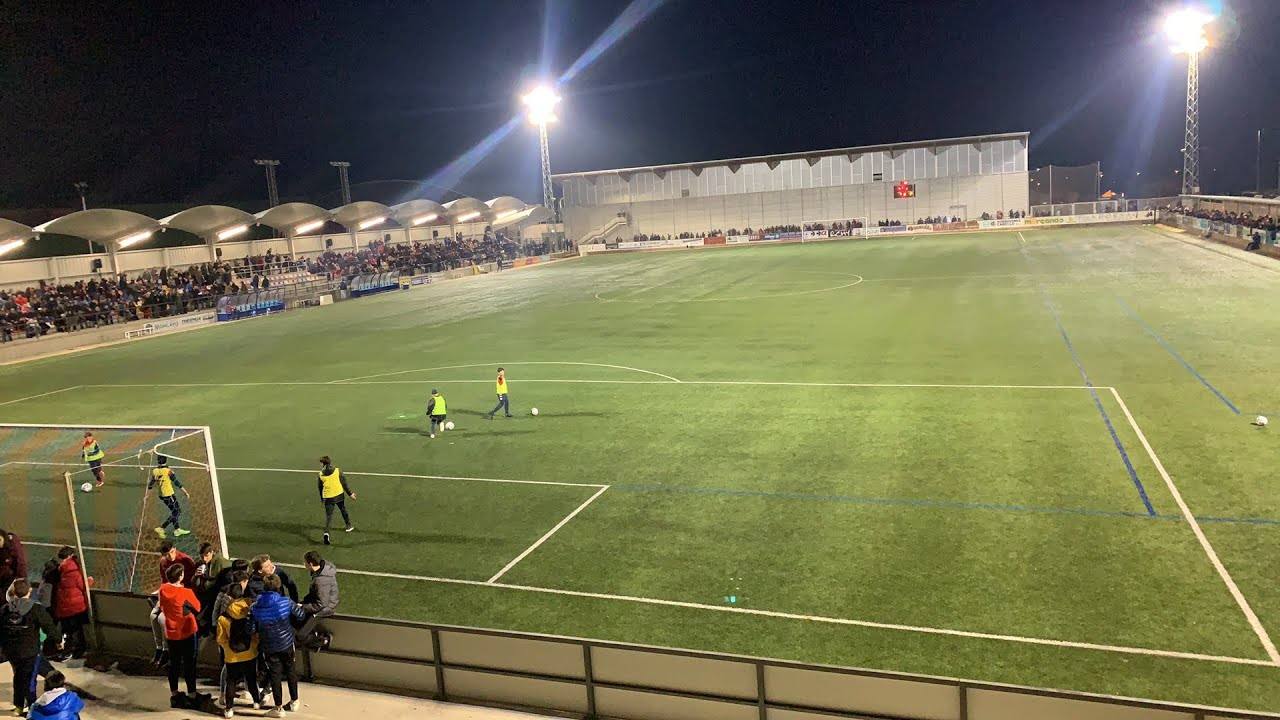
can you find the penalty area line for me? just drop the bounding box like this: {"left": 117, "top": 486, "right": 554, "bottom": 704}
{"left": 487, "top": 485, "right": 610, "bottom": 584}
{"left": 219, "top": 466, "right": 606, "bottom": 489}
{"left": 1108, "top": 386, "right": 1280, "bottom": 665}
{"left": 0, "top": 386, "right": 83, "bottom": 407}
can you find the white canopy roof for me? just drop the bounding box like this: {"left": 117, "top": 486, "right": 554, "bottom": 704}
{"left": 389, "top": 199, "right": 448, "bottom": 227}
{"left": 159, "top": 205, "right": 256, "bottom": 240}
{"left": 442, "top": 197, "right": 491, "bottom": 222}
{"left": 330, "top": 201, "right": 394, "bottom": 229}
{"left": 254, "top": 203, "right": 331, "bottom": 234}
{"left": 33, "top": 209, "right": 161, "bottom": 247}
{"left": 0, "top": 218, "right": 34, "bottom": 245}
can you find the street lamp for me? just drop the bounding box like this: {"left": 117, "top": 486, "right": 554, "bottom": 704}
{"left": 1164, "top": 7, "right": 1211, "bottom": 195}
{"left": 522, "top": 85, "right": 561, "bottom": 216}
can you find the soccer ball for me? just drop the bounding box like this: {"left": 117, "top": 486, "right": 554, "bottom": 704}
{"left": 80, "top": 482, "right": 93, "bottom": 493}
{"left": 531, "top": 407, "right": 539, "bottom": 416}
{"left": 444, "top": 421, "right": 455, "bottom": 431}
{"left": 1256, "top": 415, "right": 1269, "bottom": 427}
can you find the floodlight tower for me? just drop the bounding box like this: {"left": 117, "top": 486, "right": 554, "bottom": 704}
{"left": 329, "top": 161, "right": 352, "bottom": 205}
{"left": 254, "top": 159, "right": 281, "bottom": 207}
{"left": 1165, "top": 8, "right": 1211, "bottom": 195}
{"left": 522, "top": 85, "right": 561, "bottom": 217}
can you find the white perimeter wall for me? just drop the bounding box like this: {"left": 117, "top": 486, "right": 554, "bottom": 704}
{"left": 0, "top": 220, "right": 494, "bottom": 290}
{"left": 564, "top": 173, "right": 1028, "bottom": 243}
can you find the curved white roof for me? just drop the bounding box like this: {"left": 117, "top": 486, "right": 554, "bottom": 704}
{"left": 442, "top": 197, "right": 490, "bottom": 222}
{"left": 34, "top": 209, "right": 161, "bottom": 246}
{"left": 330, "top": 201, "right": 394, "bottom": 229}
{"left": 159, "top": 205, "right": 256, "bottom": 240}
{"left": 389, "top": 199, "right": 448, "bottom": 227}
{"left": 254, "top": 203, "right": 331, "bottom": 233}
{"left": 493, "top": 205, "right": 552, "bottom": 229}
{"left": 0, "top": 218, "right": 34, "bottom": 244}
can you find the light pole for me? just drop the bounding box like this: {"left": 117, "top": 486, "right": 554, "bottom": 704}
{"left": 1165, "top": 8, "right": 1211, "bottom": 196}
{"left": 72, "top": 182, "right": 90, "bottom": 252}
{"left": 253, "top": 159, "right": 281, "bottom": 207}
{"left": 330, "top": 161, "right": 352, "bottom": 205}
{"left": 522, "top": 85, "right": 561, "bottom": 218}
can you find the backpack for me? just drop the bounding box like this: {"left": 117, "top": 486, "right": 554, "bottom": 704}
{"left": 0, "top": 604, "right": 34, "bottom": 642}
{"left": 225, "top": 613, "right": 253, "bottom": 653}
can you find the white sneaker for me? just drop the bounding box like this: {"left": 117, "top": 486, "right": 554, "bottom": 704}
{"left": 223, "top": 709, "right": 234, "bottom": 719}
{"left": 266, "top": 707, "right": 284, "bottom": 718}
{"left": 430, "top": 433, "right": 436, "bottom": 438}
{"left": 285, "top": 700, "right": 300, "bottom": 712}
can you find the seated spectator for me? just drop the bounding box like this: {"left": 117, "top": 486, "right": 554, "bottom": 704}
{"left": 27, "top": 670, "right": 84, "bottom": 720}
{"left": 298, "top": 551, "right": 338, "bottom": 651}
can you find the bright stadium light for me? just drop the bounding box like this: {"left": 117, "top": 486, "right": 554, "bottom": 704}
{"left": 522, "top": 85, "right": 560, "bottom": 126}
{"left": 494, "top": 209, "right": 520, "bottom": 221}
{"left": 411, "top": 213, "right": 438, "bottom": 226}
{"left": 117, "top": 230, "right": 153, "bottom": 248}
{"left": 357, "top": 216, "right": 386, "bottom": 230}
{"left": 0, "top": 238, "right": 25, "bottom": 257}
{"left": 216, "top": 224, "right": 249, "bottom": 241}
{"left": 521, "top": 84, "right": 561, "bottom": 215}
{"left": 295, "top": 220, "right": 324, "bottom": 234}
{"left": 456, "top": 210, "right": 481, "bottom": 222}
{"left": 1164, "top": 7, "right": 1210, "bottom": 54}
{"left": 1164, "top": 6, "right": 1212, "bottom": 194}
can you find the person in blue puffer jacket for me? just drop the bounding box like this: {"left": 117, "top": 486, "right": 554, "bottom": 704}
{"left": 249, "top": 574, "right": 305, "bottom": 718}
{"left": 28, "top": 670, "right": 84, "bottom": 720}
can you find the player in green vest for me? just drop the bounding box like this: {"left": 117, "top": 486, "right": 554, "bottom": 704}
{"left": 426, "top": 389, "right": 447, "bottom": 438}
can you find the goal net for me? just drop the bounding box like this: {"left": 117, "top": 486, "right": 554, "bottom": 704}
{"left": 0, "top": 424, "right": 227, "bottom": 595}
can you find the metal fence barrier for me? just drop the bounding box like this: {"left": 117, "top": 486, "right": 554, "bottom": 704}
{"left": 1030, "top": 197, "right": 1178, "bottom": 218}
{"left": 90, "top": 591, "right": 1277, "bottom": 720}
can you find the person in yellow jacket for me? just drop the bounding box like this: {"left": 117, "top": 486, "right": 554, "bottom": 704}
{"left": 484, "top": 367, "right": 513, "bottom": 420}
{"left": 426, "top": 388, "right": 447, "bottom": 438}
{"left": 215, "top": 583, "right": 264, "bottom": 714}
{"left": 317, "top": 456, "right": 355, "bottom": 546}
{"left": 81, "top": 431, "right": 106, "bottom": 487}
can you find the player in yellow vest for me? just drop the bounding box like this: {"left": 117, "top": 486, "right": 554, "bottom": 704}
{"left": 148, "top": 455, "right": 191, "bottom": 538}
{"left": 485, "top": 367, "right": 512, "bottom": 420}
{"left": 426, "top": 388, "right": 447, "bottom": 438}
{"left": 81, "top": 431, "right": 106, "bottom": 487}
{"left": 318, "top": 455, "right": 356, "bottom": 545}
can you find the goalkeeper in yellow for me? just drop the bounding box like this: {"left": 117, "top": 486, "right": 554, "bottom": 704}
{"left": 318, "top": 455, "right": 356, "bottom": 546}
{"left": 149, "top": 456, "right": 191, "bottom": 538}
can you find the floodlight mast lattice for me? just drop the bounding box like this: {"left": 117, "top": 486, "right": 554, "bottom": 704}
{"left": 522, "top": 86, "right": 561, "bottom": 218}
{"left": 1165, "top": 8, "right": 1210, "bottom": 195}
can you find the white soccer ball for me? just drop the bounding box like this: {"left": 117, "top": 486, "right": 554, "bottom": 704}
{"left": 531, "top": 407, "right": 539, "bottom": 416}
{"left": 1256, "top": 415, "right": 1269, "bottom": 427}
{"left": 444, "top": 421, "right": 455, "bottom": 431}
{"left": 80, "top": 482, "right": 93, "bottom": 493}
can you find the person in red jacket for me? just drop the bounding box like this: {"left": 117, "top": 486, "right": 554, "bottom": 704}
{"left": 158, "top": 563, "right": 205, "bottom": 708}
{"left": 0, "top": 528, "right": 27, "bottom": 593}
{"left": 150, "top": 540, "right": 199, "bottom": 665}
{"left": 53, "top": 547, "right": 90, "bottom": 659}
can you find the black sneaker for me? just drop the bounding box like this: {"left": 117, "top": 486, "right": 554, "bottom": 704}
{"left": 322, "top": 532, "right": 331, "bottom": 546}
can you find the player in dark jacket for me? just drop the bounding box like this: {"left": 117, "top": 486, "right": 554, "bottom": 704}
{"left": 1, "top": 579, "right": 61, "bottom": 716}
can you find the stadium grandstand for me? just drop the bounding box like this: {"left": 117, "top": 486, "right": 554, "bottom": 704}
{"left": 555, "top": 132, "right": 1029, "bottom": 245}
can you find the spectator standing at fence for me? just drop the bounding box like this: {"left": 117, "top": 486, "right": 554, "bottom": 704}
{"left": 53, "top": 547, "right": 89, "bottom": 659}
{"left": 1, "top": 579, "right": 60, "bottom": 717}
{"left": 150, "top": 541, "right": 198, "bottom": 665}
{"left": 247, "top": 555, "right": 298, "bottom": 602}
{"left": 216, "top": 583, "right": 262, "bottom": 718}
{"left": 251, "top": 574, "right": 305, "bottom": 717}
{"left": 0, "top": 528, "right": 26, "bottom": 593}
{"left": 298, "top": 551, "right": 338, "bottom": 651}
{"left": 27, "top": 669, "right": 84, "bottom": 720}
{"left": 159, "top": 563, "right": 204, "bottom": 708}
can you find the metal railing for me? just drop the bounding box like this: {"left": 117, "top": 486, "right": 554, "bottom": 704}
{"left": 1030, "top": 197, "right": 1177, "bottom": 217}
{"left": 90, "top": 590, "right": 1279, "bottom": 720}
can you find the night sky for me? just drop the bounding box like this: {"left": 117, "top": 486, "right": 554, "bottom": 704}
{"left": 3, "top": 0, "right": 1278, "bottom": 211}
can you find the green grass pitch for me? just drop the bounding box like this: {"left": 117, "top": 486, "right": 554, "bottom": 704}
{"left": 3, "top": 224, "right": 1280, "bottom": 711}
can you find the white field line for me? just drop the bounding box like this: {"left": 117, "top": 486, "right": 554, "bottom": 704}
{"left": 0, "top": 421, "right": 204, "bottom": 430}
{"left": 1108, "top": 386, "right": 1280, "bottom": 665}
{"left": 73, "top": 380, "right": 1100, "bottom": 391}
{"left": 0, "top": 386, "right": 83, "bottom": 407}
{"left": 329, "top": 361, "right": 683, "bottom": 384}
{"left": 487, "top": 485, "right": 610, "bottom": 584}
{"left": 219, "top": 466, "right": 606, "bottom": 489}
{"left": 29, "top": 536, "right": 1275, "bottom": 668}
{"left": 7, "top": 461, "right": 202, "bottom": 471}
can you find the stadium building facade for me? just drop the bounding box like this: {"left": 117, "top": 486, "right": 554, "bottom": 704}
{"left": 555, "top": 132, "right": 1028, "bottom": 243}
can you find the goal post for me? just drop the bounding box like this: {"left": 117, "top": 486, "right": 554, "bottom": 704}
{"left": 0, "top": 423, "right": 228, "bottom": 596}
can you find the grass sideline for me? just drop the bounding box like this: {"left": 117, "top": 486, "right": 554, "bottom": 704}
{"left": 2, "top": 226, "right": 1280, "bottom": 710}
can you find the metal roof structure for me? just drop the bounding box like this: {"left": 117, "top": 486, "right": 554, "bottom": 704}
{"left": 33, "top": 209, "right": 161, "bottom": 246}
{"left": 158, "top": 205, "right": 256, "bottom": 241}
{"left": 551, "top": 132, "right": 1031, "bottom": 181}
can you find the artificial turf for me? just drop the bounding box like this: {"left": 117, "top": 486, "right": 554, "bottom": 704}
{"left": 2, "top": 223, "right": 1279, "bottom": 711}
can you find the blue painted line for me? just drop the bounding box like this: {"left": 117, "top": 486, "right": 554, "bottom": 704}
{"left": 1017, "top": 240, "right": 1155, "bottom": 516}
{"left": 1116, "top": 298, "right": 1240, "bottom": 415}
{"left": 613, "top": 483, "right": 1280, "bottom": 528}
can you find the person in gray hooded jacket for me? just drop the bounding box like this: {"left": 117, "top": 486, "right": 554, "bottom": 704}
{"left": 298, "top": 551, "right": 338, "bottom": 651}
{"left": 1, "top": 579, "right": 60, "bottom": 715}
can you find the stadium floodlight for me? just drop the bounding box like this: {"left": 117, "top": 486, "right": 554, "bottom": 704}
{"left": 357, "top": 216, "right": 386, "bottom": 230}
{"left": 216, "top": 224, "right": 249, "bottom": 241}
{"left": 494, "top": 209, "right": 521, "bottom": 221}
{"left": 411, "top": 213, "right": 438, "bottom": 226}
{"left": 522, "top": 84, "right": 561, "bottom": 215}
{"left": 0, "top": 238, "right": 25, "bottom": 257}
{"left": 295, "top": 220, "right": 325, "bottom": 234}
{"left": 456, "top": 210, "right": 481, "bottom": 222}
{"left": 117, "top": 230, "right": 153, "bottom": 248}
{"left": 1164, "top": 6, "right": 1212, "bottom": 194}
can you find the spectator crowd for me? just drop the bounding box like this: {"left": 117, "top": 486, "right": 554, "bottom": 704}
{"left": 1168, "top": 203, "right": 1278, "bottom": 234}
{"left": 1, "top": 526, "right": 341, "bottom": 719}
